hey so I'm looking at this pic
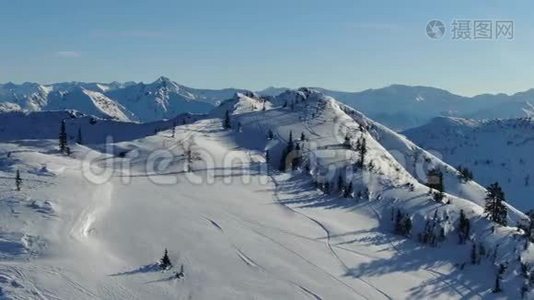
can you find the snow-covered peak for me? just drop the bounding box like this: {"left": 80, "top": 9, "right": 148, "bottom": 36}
{"left": 235, "top": 90, "right": 261, "bottom": 100}
{"left": 46, "top": 87, "right": 131, "bottom": 121}
{"left": 211, "top": 91, "right": 268, "bottom": 117}
{"left": 150, "top": 76, "right": 180, "bottom": 91}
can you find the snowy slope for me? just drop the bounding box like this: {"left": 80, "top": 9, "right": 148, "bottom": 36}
{"left": 405, "top": 116, "right": 534, "bottom": 212}
{"left": 1, "top": 89, "right": 534, "bottom": 299}
{"left": 45, "top": 87, "right": 132, "bottom": 121}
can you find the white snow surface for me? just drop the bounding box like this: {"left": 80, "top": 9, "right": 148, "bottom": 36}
{"left": 0, "top": 89, "right": 533, "bottom": 299}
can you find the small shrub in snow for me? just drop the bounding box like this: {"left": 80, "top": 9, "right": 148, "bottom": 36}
{"left": 159, "top": 248, "right": 172, "bottom": 270}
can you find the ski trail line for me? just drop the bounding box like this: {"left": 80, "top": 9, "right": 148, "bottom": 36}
{"left": 268, "top": 172, "right": 392, "bottom": 300}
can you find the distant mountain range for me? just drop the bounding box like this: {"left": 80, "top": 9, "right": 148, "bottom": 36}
{"left": 3, "top": 78, "right": 534, "bottom": 129}
{"left": 0, "top": 77, "right": 243, "bottom": 122}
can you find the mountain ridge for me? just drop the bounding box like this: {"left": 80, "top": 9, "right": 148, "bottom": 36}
{"left": 4, "top": 78, "right": 534, "bottom": 128}
{"left": 404, "top": 115, "right": 534, "bottom": 211}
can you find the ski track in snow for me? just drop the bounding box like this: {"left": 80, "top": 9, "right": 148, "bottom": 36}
{"left": 235, "top": 248, "right": 259, "bottom": 268}
{"left": 251, "top": 113, "right": 394, "bottom": 300}
{"left": 267, "top": 171, "right": 390, "bottom": 300}
{"left": 203, "top": 217, "right": 224, "bottom": 232}
{"left": 204, "top": 214, "right": 323, "bottom": 299}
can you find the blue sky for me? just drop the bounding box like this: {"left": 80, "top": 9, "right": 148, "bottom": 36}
{"left": 0, "top": 0, "right": 532, "bottom": 96}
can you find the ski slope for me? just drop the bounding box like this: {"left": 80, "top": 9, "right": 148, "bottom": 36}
{"left": 1, "top": 90, "right": 533, "bottom": 299}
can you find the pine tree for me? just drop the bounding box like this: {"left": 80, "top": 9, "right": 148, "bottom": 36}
{"left": 279, "top": 131, "right": 297, "bottom": 172}
{"left": 15, "top": 170, "right": 22, "bottom": 191}
{"left": 404, "top": 217, "right": 412, "bottom": 236}
{"left": 457, "top": 165, "right": 474, "bottom": 182}
{"left": 471, "top": 244, "right": 478, "bottom": 264}
{"left": 427, "top": 168, "right": 444, "bottom": 202}
{"left": 393, "top": 209, "right": 412, "bottom": 236}
{"left": 344, "top": 182, "right": 353, "bottom": 198}
{"left": 59, "top": 120, "right": 67, "bottom": 153}
{"left": 394, "top": 209, "right": 403, "bottom": 234}
{"left": 185, "top": 147, "right": 193, "bottom": 172}
{"left": 223, "top": 110, "right": 231, "bottom": 129}
{"left": 337, "top": 174, "right": 344, "bottom": 193}
{"left": 485, "top": 182, "right": 508, "bottom": 226}
{"left": 279, "top": 148, "right": 288, "bottom": 172}
{"left": 159, "top": 248, "right": 172, "bottom": 270}
{"left": 300, "top": 132, "right": 306, "bottom": 141}
{"left": 267, "top": 129, "right": 274, "bottom": 140}
{"left": 171, "top": 122, "right": 176, "bottom": 138}
{"left": 265, "top": 150, "right": 270, "bottom": 164}
{"left": 493, "top": 273, "right": 502, "bottom": 293}
{"left": 426, "top": 168, "right": 442, "bottom": 190}
{"left": 287, "top": 132, "right": 294, "bottom": 152}
{"left": 420, "top": 210, "right": 440, "bottom": 246}
{"left": 77, "top": 127, "right": 83, "bottom": 144}
{"left": 291, "top": 143, "right": 301, "bottom": 170}
{"left": 356, "top": 136, "right": 367, "bottom": 168}
{"left": 458, "top": 209, "right": 470, "bottom": 244}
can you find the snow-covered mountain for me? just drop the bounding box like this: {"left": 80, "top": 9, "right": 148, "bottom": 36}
{"left": 46, "top": 87, "right": 132, "bottom": 121}
{"left": 404, "top": 116, "right": 534, "bottom": 212}
{"left": 0, "top": 77, "right": 242, "bottom": 122}
{"left": 1, "top": 89, "right": 533, "bottom": 299}
{"left": 314, "top": 85, "right": 534, "bottom": 130}
{"left": 105, "top": 77, "right": 220, "bottom": 122}
{"left": 0, "top": 82, "right": 51, "bottom": 111}
{"left": 4, "top": 80, "right": 534, "bottom": 128}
